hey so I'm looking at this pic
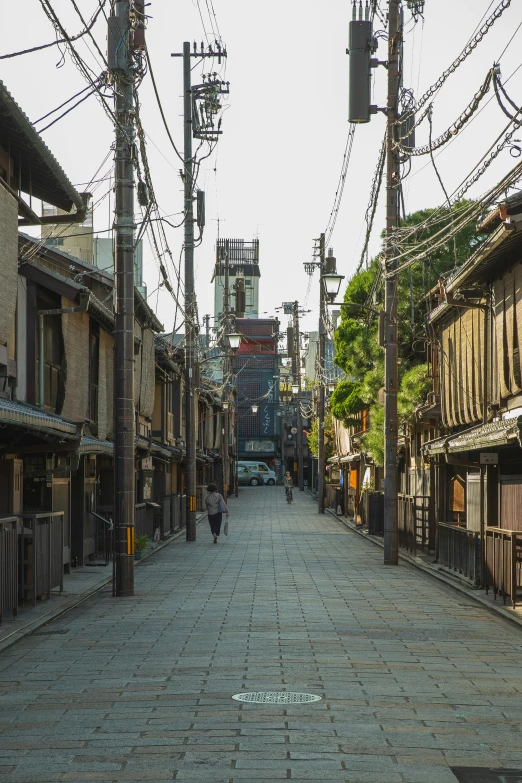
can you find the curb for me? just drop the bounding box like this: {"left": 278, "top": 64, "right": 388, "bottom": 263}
{"left": 0, "top": 512, "right": 208, "bottom": 655}
{"left": 325, "top": 508, "right": 522, "bottom": 633}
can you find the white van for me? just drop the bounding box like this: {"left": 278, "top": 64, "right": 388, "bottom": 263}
{"left": 237, "top": 461, "right": 277, "bottom": 485}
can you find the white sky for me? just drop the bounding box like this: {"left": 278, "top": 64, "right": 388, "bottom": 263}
{"left": 3, "top": 0, "right": 522, "bottom": 336}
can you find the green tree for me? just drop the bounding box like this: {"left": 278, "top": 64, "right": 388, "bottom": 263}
{"left": 330, "top": 202, "right": 484, "bottom": 464}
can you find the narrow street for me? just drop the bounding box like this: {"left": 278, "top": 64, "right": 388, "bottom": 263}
{"left": 2, "top": 489, "right": 522, "bottom": 783}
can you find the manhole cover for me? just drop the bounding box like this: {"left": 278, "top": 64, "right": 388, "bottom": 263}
{"left": 452, "top": 769, "right": 522, "bottom": 782}
{"left": 232, "top": 691, "right": 321, "bottom": 704}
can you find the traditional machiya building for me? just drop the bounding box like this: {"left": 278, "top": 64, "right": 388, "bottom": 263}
{"left": 0, "top": 81, "right": 223, "bottom": 622}
{"left": 422, "top": 192, "right": 522, "bottom": 590}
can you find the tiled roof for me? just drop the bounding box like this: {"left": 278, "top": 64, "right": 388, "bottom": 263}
{"left": 0, "top": 399, "right": 78, "bottom": 437}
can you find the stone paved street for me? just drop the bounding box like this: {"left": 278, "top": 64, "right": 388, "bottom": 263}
{"left": 2, "top": 488, "right": 522, "bottom": 782}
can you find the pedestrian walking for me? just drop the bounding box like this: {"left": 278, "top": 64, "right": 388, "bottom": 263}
{"left": 284, "top": 471, "right": 293, "bottom": 504}
{"left": 205, "top": 483, "right": 229, "bottom": 543}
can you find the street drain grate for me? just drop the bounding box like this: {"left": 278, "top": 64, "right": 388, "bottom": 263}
{"left": 35, "top": 628, "right": 70, "bottom": 636}
{"left": 232, "top": 691, "right": 321, "bottom": 704}
{"left": 451, "top": 769, "right": 522, "bottom": 782}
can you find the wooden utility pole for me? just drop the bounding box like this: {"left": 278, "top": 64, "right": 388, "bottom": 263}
{"left": 182, "top": 41, "right": 198, "bottom": 541}
{"left": 293, "top": 301, "right": 304, "bottom": 492}
{"left": 317, "top": 233, "right": 326, "bottom": 514}
{"left": 383, "top": 0, "right": 402, "bottom": 565}
{"left": 111, "top": 0, "right": 137, "bottom": 596}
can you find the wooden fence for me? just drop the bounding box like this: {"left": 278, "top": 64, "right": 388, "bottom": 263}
{"left": 19, "top": 512, "right": 64, "bottom": 606}
{"left": 0, "top": 517, "right": 19, "bottom": 624}
{"left": 398, "top": 495, "right": 434, "bottom": 554}
{"left": 485, "top": 527, "right": 522, "bottom": 608}
{"left": 438, "top": 522, "right": 481, "bottom": 585}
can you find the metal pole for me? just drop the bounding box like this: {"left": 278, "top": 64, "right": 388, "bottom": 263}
{"left": 222, "top": 240, "right": 231, "bottom": 498}
{"left": 183, "top": 41, "right": 197, "bottom": 541}
{"left": 293, "top": 301, "right": 304, "bottom": 491}
{"left": 113, "top": 0, "right": 135, "bottom": 594}
{"left": 383, "top": 0, "right": 401, "bottom": 565}
{"left": 317, "top": 233, "right": 326, "bottom": 514}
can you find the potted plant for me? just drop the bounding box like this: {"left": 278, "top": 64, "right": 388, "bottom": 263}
{"left": 134, "top": 534, "right": 148, "bottom": 560}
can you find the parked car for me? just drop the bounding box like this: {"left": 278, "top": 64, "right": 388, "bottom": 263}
{"left": 237, "top": 461, "right": 276, "bottom": 485}
{"left": 237, "top": 466, "right": 264, "bottom": 486}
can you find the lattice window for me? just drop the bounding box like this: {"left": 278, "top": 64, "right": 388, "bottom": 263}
{"left": 239, "top": 322, "right": 274, "bottom": 336}
{"left": 238, "top": 373, "right": 262, "bottom": 399}
{"left": 238, "top": 410, "right": 260, "bottom": 437}
{"left": 233, "top": 356, "right": 276, "bottom": 370}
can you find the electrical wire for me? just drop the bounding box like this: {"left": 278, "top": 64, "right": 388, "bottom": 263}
{"left": 324, "top": 126, "right": 356, "bottom": 246}
{"left": 399, "top": 0, "right": 512, "bottom": 125}
{"left": 0, "top": 0, "right": 108, "bottom": 60}
{"left": 356, "top": 133, "right": 386, "bottom": 273}
{"left": 37, "top": 81, "right": 103, "bottom": 132}
{"left": 145, "top": 50, "right": 184, "bottom": 164}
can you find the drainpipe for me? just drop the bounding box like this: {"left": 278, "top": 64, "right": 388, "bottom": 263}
{"left": 38, "top": 293, "right": 90, "bottom": 409}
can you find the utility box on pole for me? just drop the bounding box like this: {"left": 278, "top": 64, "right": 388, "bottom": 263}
{"left": 347, "top": 3, "right": 375, "bottom": 123}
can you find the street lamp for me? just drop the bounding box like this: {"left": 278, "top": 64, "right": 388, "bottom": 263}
{"left": 321, "top": 272, "right": 345, "bottom": 302}
{"left": 251, "top": 404, "right": 258, "bottom": 414}
{"left": 222, "top": 400, "right": 230, "bottom": 411}
{"left": 226, "top": 333, "right": 242, "bottom": 352}
{"left": 327, "top": 381, "right": 336, "bottom": 394}
{"left": 291, "top": 383, "right": 299, "bottom": 396}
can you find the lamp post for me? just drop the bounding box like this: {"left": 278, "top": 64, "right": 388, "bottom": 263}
{"left": 223, "top": 332, "right": 241, "bottom": 499}
{"left": 304, "top": 242, "right": 344, "bottom": 513}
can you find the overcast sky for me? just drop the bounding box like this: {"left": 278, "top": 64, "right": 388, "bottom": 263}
{"left": 3, "top": 0, "right": 522, "bottom": 336}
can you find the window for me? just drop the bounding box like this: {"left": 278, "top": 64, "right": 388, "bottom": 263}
{"left": 36, "top": 310, "right": 63, "bottom": 412}
{"left": 89, "top": 324, "right": 100, "bottom": 433}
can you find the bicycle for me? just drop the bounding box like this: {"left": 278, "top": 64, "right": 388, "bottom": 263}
{"left": 285, "top": 486, "right": 293, "bottom": 504}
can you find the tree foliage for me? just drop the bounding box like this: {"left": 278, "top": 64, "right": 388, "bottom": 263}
{"left": 330, "top": 202, "right": 483, "bottom": 465}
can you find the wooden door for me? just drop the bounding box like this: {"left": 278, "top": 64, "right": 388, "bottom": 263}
{"left": 53, "top": 478, "right": 71, "bottom": 568}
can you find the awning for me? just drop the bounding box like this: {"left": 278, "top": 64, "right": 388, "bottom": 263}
{"left": 79, "top": 436, "right": 114, "bottom": 456}
{"left": 0, "top": 399, "right": 78, "bottom": 439}
{"left": 424, "top": 415, "right": 522, "bottom": 456}
{"left": 340, "top": 454, "right": 361, "bottom": 464}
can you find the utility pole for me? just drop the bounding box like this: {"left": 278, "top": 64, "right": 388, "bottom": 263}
{"left": 222, "top": 240, "right": 230, "bottom": 499}
{"left": 182, "top": 41, "right": 197, "bottom": 541}
{"left": 383, "top": 1, "right": 402, "bottom": 566}
{"left": 293, "top": 301, "right": 304, "bottom": 492}
{"left": 317, "top": 233, "right": 326, "bottom": 514}
{"left": 204, "top": 314, "right": 211, "bottom": 352}
{"left": 109, "top": 0, "right": 138, "bottom": 596}
{"left": 171, "top": 42, "right": 229, "bottom": 541}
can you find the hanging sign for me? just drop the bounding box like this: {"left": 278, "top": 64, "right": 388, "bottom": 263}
{"left": 479, "top": 453, "right": 498, "bottom": 465}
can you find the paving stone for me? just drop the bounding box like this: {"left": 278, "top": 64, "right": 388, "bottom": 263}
{"left": 3, "top": 490, "right": 522, "bottom": 782}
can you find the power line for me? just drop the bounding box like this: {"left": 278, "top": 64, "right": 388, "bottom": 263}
{"left": 399, "top": 0, "right": 512, "bottom": 125}
{"left": 356, "top": 134, "right": 386, "bottom": 273}
{"left": 38, "top": 80, "right": 103, "bottom": 132}
{"left": 145, "top": 50, "right": 184, "bottom": 164}
{"left": 0, "top": 0, "right": 108, "bottom": 60}
{"left": 325, "top": 126, "right": 356, "bottom": 245}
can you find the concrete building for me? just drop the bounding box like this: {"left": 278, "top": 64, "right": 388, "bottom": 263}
{"left": 303, "top": 310, "right": 342, "bottom": 385}
{"left": 42, "top": 209, "right": 146, "bottom": 298}
{"left": 213, "top": 238, "right": 260, "bottom": 321}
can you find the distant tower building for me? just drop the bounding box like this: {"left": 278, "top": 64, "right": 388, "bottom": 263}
{"left": 213, "top": 238, "right": 260, "bottom": 321}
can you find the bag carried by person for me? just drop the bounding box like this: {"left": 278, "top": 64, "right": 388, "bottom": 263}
{"left": 223, "top": 519, "right": 229, "bottom": 536}
{"left": 218, "top": 498, "right": 227, "bottom": 514}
